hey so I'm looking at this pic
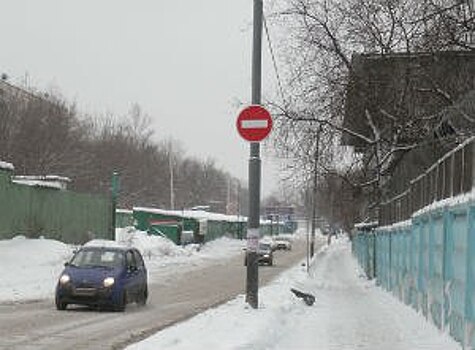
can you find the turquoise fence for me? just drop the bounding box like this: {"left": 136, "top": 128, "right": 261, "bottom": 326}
{"left": 353, "top": 200, "right": 475, "bottom": 348}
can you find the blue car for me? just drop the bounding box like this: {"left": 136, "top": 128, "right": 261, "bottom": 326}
{"left": 55, "top": 245, "right": 148, "bottom": 311}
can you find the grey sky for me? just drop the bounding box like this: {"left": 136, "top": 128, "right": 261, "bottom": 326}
{"left": 0, "top": 0, "right": 280, "bottom": 195}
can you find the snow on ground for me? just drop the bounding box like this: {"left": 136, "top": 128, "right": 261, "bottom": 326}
{"left": 115, "top": 227, "right": 246, "bottom": 283}
{"left": 128, "top": 237, "right": 461, "bottom": 350}
{"left": 0, "top": 236, "right": 72, "bottom": 302}
{"left": 0, "top": 228, "right": 246, "bottom": 303}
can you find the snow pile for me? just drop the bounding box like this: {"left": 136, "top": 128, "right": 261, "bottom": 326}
{"left": 0, "top": 161, "right": 14, "bottom": 171}
{"left": 116, "top": 227, "right": 199, "bottom": 259}
{"left": 116, "top": 227, "right": 245, "bottom": 283}
{"left": 0, "top": 228, "right": 245, "bottom": 302}
{"left": 128, "top": 237, "right": 461, "bottom": 350}
{"left": 190, "top": 236, "right": 245, "bottom": 260}
{"left": 0, "top": 236, "right": 73, "bottom": 302}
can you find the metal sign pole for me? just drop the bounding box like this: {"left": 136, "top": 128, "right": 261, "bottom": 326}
{"left": 246, "top": 0, "right": 263, "bottom": 309}
{"left": 111, "top": 171, "right": 119, "bottom": 240}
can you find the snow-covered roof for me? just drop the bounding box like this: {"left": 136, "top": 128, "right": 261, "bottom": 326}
{"left": 0, "top": 161, "right": 14, "bottom": 171}
{"left": 117, "top": 209, "right": 133, "bottom": 214}
{"left": 12, "top": 175, "right": 71, "bottom": 190}
{"left": 133, "top": 206, "right": 247, "bottom": 223}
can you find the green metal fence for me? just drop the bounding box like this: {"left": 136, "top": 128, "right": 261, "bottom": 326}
{"left": 116, "top": 209, "right": 134, "bottom": 228}
{"left": 0, "top": 167, "right": 112, "bottom": 243}
{"left": 132, "top": 206, "right": 297, "bottom": 245}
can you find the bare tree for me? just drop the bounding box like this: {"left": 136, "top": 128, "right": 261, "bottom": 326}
{"left": 0, "top": 85, "right": 244, "bottom": 213}
{"left": 267, "top": 0, "right": 475, "bottom": 224}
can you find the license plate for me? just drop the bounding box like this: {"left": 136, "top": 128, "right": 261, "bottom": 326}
{"left": 74, "top": 287, "right": 96, "bottom": 296}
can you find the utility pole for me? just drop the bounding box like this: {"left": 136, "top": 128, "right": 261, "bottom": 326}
{"left": 306, "top": 187, "right": 310, "bottom": 273}
{"left": 169, "top": 141, "right": 175, "bottom": 210}
{"left": 226, "top": 177, "right": 231, "bottom": 214}
{"left": 246, "top": 0, "right": 264, "bottom": 309}
{"left": 310, "top": 127, "right": 321, "bottom": 257}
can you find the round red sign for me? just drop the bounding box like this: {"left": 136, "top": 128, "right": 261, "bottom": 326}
{"left": 236, "top": 105, "right": 273, "bottom": 142}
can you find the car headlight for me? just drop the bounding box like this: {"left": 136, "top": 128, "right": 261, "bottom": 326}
{"left": 59, "top": 274, "right": 70, "bottom": 284}
{"left": 103, "top": 277, "right": 115, "bottom": 288}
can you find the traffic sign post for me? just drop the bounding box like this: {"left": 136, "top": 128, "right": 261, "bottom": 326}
{"left": 238, "top": 0, "right": 272, "bottom": 310}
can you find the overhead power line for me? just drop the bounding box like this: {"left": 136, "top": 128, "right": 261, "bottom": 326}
{"left": 263, "top": 13, "right": 287, "bottom": 107}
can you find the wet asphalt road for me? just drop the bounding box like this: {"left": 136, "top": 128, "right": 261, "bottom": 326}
{"left": 0, "top": 238, "right": 312, "bottom": 349}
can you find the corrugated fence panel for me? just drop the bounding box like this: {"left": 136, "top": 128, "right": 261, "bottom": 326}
{"left": 446, "top": 206, "right": 469, "bottom": 343}
{"left": 353, "top": 200, "right": 475, "bottom": 348}
{"left": 375, "top": 232, "right": 388, "bottom": 289}
{"left": 406, "top": 225, "right": 417, "bottom": 308}
{"left": 465, "top": 206, "right": 475, "bottom": 349}
{"left": 429, "top": 210, "right": 445, "bottom": 330}
{"left": 413, "top": 220, "right": 423, "bottom": 310}
{"left": 368, "top": 234, "right": 375, "bottom": 279}
{"left": 419, "top": 216, "right": 430, "bottom": 317}
{"left": 0, "top": 170, "right": 111, "bottom": 243}
{"left": 401, "top": 227, "right": 413, "bottom": 306}
{"left": 390, "top": 230, "right": 402, "bottom": 299}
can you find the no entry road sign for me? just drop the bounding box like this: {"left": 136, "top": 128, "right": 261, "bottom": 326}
{"left": 236, "top": 105, "right": 273, "bottom": 142}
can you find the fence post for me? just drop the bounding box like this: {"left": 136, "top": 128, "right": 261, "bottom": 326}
{"left": 435, "top": 163, "right": 439, "bottom": 202}
{"left": 461, "top": 147, "right": 465, "bottom": 195}
{"left": 443, "top": 159, "right": 447, "bottom": 199}
{"left": 450, "top": 153, "right": 455, "bottom": 197}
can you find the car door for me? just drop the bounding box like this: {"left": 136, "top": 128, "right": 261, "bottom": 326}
{"left": 132, "top": 249, "right": 147, "bottom": 291}
{"left": 125, "top": 250, "right": 140, "bottom": 300}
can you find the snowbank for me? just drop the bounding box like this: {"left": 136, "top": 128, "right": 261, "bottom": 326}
{"left": 0, "top": 236, "right": 73, "bottom": 302}
{"left": 0, "top": 228, "right": 245, "bottom": 302}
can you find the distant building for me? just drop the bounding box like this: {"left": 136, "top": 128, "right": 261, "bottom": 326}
{"left": 343, "top": 50, "right": 475, "bottom": 222}
{"left": 264, "top": 206, "right": 295, "bottom": 222}
{"left": 0, "top": 79, "right": 42, "bottom": 104}
{"left": 344, "top": 51, "right": 475, "bottom": 152}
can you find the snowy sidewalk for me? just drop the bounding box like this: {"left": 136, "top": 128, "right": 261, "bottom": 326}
{"left": 129, "top": 237, "right": 461, "bottom": 350}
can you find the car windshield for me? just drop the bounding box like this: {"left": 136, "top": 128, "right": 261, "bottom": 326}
{"left": 259, "top": 243, "right": 271, "bottom": 251}
{"left": 70, "top": 249, "right": 124, "bottom": 268}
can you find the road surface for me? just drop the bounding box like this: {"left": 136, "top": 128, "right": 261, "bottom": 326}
{"left": 0, "top": 237, "right": 313, "bottom": 349}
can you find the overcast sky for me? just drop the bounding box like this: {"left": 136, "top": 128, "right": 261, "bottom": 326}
{"left": 0, "top": 0, "right": 281, "bottom": 195}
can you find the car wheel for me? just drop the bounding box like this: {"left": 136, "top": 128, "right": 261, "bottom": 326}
{"left": 55, "top": 297, "right": 67, "bottom": 311}
{"left": 115, "top": 291, "right": 127, "bottom": 312}
{"left": 137, "top": 286, "right": 148, "bottom": 306}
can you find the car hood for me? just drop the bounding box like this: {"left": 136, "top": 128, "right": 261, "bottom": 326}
{"left": 63, "top": 266, "right": 121, "bottom": 285}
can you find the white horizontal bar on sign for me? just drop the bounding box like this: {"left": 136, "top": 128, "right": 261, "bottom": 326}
{"left": 241, "top": 120, "right": 268, "bottom": 129}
